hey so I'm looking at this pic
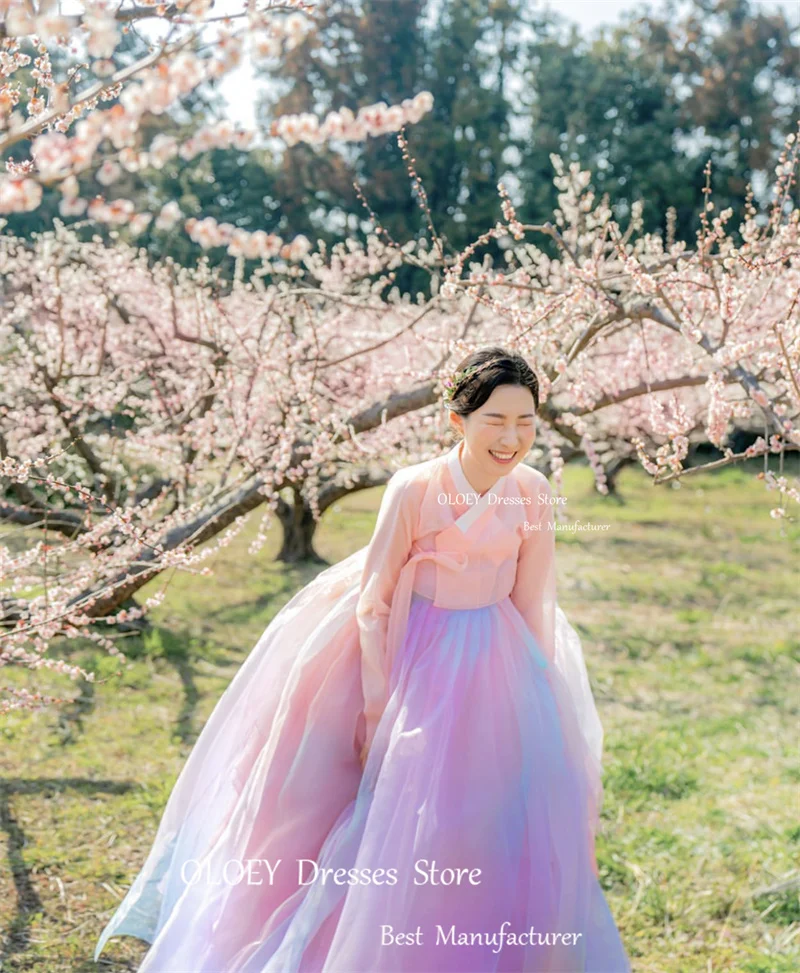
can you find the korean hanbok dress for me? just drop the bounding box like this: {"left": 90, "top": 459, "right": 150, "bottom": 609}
{"left": 94, "top": 438, "right": 631, "bottom": 972}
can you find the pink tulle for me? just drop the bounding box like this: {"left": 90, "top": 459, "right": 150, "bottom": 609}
{"left": 95, "top": 556, "right": 629, "bottom": 971}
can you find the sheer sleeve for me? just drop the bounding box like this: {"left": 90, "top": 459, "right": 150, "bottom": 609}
{"left": 355, "top": 472, "right": 417, "bottom": 753}
{"left": 510, "top": 474, "right": 557, "bottom": 665}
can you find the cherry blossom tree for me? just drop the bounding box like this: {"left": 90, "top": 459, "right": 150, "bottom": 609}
{"left": 0, "top": 0, "right": 434, "bottom": 253}
{"left": 440, "top": 149, "right": 800, "bottom": 506}
{"left": 0, "top": 3, "right": 797, "bottom": 716}
{"left": 3, "top": 137, "right": 799, "bottom": 716}
{"left": 0, "top": 0, "right": 432, "bottom": 712}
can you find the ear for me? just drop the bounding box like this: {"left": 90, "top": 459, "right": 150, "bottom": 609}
{"left": 447, "top": 411, "right": 463, "bottom": 436}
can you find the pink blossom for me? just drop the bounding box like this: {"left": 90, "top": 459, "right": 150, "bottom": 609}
{"left": 96, "top": 160, "right": 121, "bottom": 186}
{"left": 104, "top": 109, "right": 138, "bottom": 150}
{"left": 36, "top": 14, "right": 71, "bottom": 41}
{"left": 186, "top": 216, "right": 223, "bottom": 249}
{"left": 0, "top": 176, "right": 42, "bottom": 212}
{"left": 169, "top": 52, "right": 206, "bottom": 94}
{"left": 87, "top": 196, "right": 109, "bottom": 221}
{"left": 227, "top": 228, "right": 253, "bottom": 258}
{"left": 93, "top": 58, "right": 117, "bottom": 79}
{"left": 319, "top": 111, "right": 347, "bottom": 140}
{"left": 176, "top": 0, "right": 213, "bottom": 16}
{"left": 283, "top": 13, "right": 310, "bottom": 51}
{"left": 216, "top": 222, "right": 235, "bottom": 245}
{"left": 5, "top": 6, "right": 34, "bottom": 36}
{"left": 129, "top": 212, "right": 152, "bottom": 236}
{"left": 253, "top": 33, "right": 282, "bottom": 60}
{"left": 232, "top": 129, "right": 254, "bottom": 151}
{"left": 212, "top": 119, "right": 236, "bottom": 143}
{"left": 31, "top": 132, "right": 73, "bottom": 180}
{"left": 59, "top": 196, "right": 87, "bottom": 217}
{"left": 87, "top": 196, "right": 135, "bottom": 225}
{"left": 85, "top": 12, "right": 120, "bottom": 60}
{"left": 155, "top": 201, "right": 181, "bottom": 231}
{"left": 105, "top": 197, "right": 135, "bottom": 224}
{"left": 118, "top": 147, "right": 142, "bottom": 172}
{"left": 76, "top": 114, "right": 106, "bottom": 141}
{"left": 286, "top": 234, "right": 311, "bottom": 261}
{"left": 263, "top": 233, "right": 283, "bottom": 258}
{"left": 141, "top": 78, "right": 179, "bottom": 116}
{"left": 405, "top": 91, "right": 435, "bottom": 124}
{"left": 119, "top": 83, "right": 146, "bottom": 115}
{"left": 149, "top": 134, "right": 179, "bottom": 168}
{"left": 70, "top": 137, "right": 99, "bottom": 169}
{"left": 60, "top": 175, "right": 80, "bottom": 198}
{"left": 345, "top": 118, "right": 367, "bottom": 141}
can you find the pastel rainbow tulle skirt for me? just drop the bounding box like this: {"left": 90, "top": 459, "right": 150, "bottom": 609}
{"left": 94, "top": 547, "right": 631, "bottom": 972}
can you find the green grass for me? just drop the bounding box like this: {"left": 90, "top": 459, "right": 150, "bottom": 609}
{"left": 1, "top": 459, "right": 798, "bottom": 972}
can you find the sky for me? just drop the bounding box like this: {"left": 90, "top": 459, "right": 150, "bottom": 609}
{"left": 543, "top": 0, "right": 798, "bottom": 33}
{"left": 217, "top": 0, "right": 800, "bottom": 130}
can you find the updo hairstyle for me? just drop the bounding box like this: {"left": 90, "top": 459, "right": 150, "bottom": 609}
{"left": 443, "top": 346, "right": 540, "bottom": 417}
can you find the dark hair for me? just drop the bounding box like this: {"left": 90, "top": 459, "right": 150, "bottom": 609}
{"left": 443, "top": 346, "right": 540, "bottom": 417}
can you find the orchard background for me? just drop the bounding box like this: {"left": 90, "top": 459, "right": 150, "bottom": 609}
{"left": 0, "top": 1, "right": 798, "bottom": 970}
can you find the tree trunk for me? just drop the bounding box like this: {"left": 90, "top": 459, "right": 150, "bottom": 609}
{"left": 275, "top": 494, "right": 327, "bottom": 564}
{"left": 602, "top": 455, "right": 635, "bottom": 496}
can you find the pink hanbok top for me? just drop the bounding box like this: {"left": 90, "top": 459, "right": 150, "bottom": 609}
{"left": 356, "top": 438, "right": 557, "bottom": 751}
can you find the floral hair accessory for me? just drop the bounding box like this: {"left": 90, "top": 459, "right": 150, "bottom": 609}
{"left": 441, "top": 364, "right": 479, "bottom": 403}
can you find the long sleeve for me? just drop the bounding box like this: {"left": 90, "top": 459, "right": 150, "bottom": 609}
{"left": 510, "top": 475, "right": 557, "bottom": 665}
{"left": 355, "top": 472, "right": 417, "bottom": 753}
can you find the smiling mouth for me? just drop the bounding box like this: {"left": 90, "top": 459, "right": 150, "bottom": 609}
{"left": 489, "top": 449, "right": 517, "bottom": 464}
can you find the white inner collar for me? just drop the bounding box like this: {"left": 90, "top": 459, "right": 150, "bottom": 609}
{"left": 446, "top": 440, "right": 509, "bottom": 533}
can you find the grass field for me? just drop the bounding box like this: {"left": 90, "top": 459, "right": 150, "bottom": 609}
{"left": 1, "top": 459, "right": 798, "bottom": 973}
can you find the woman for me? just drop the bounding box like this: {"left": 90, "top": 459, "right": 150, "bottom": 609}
{"left": 95, "top": 346, "right": 630, "bottom": 972}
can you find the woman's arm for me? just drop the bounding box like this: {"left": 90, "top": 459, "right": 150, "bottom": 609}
{"left": 509, "top": 474, "right": 557, "bottom": 665}
{"left": 355, "top": 472, "right": 417, "bottom": 762}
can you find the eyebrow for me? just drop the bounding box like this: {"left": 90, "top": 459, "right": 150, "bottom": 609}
{"left": 483, "top": 412, "right": 535, "bottom": 418}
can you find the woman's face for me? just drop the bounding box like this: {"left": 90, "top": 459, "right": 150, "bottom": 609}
{"left": 450, "top": 383, "right": 537, "bottom": 480}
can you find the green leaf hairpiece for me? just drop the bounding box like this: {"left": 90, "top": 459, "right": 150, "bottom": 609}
{"left": 441, "top": 364, "right": 479, "bottom": 403}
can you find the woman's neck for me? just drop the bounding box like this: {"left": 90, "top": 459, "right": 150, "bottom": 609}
{"left": 458, "top": 440, "right": 499, "bottom": 497}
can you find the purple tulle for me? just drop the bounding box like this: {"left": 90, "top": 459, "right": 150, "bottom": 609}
{"left": 95, "top": 550, "right": 630, "bottom": 972}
